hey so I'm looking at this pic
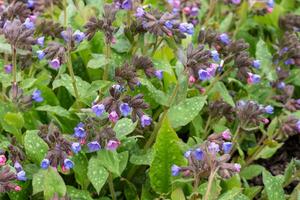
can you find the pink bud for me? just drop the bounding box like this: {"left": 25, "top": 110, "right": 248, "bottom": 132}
{"left": 167, "top": 31, "right": 173, "bottom": 37}
{"left": 234, "top": 163, "right": 241, "bottom": 172}
{"left": 61, "top": 165, "right": 68, "bottom": 173}
{"left": 14, "top": 186, "right": 22, "bottom": 191}
{"left": 106, "top": 140, "right": 121, "bottom": 151}
{"left": 0, "top": 155, "right": 7, "bottom": 166}
{"left": 80, "top": 139, "right": 86, "bottom": 145}
{"left": 199, "top": 88, "right": 206, "bottom": 94}
{"left": 183, "top": 170, "right": 191, "bottom": 177}
{"left": 182, "top": 7, "right": 191, "bottom": 14}
{"left": 109, "top": 111, "right": 119, "bottom": 123}
{"left": 267, "top": 7, "right": 273, "bottom": 13}
{"left": 189, "top": 76, "right": 196, "bottom": 84}
{"left": 222, "top": 129, "right": 232, "bottom": 140}
{"left": 111, "top": 37, "right": 116, "bottom": 44}
{"left": 261, "top": 118, "right": 269, "bottom": 124}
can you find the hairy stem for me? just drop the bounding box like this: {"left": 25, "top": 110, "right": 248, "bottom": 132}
{"left": 108, "top": 172, "right": 116, "bottom": 200}
{"left": 12, "top": 46, "right": 17, "bottom": 85}
{"left": 103, "top": 43, "right": 111, "bottom": 81}
{"left": 63, "top": 0, "right": 67, "bottom": 27}
{"left": 203, "top": 168, "right": 218, "bottom": 200}
{"left": 66, "top": 50, "right": 79, "bottom": 100}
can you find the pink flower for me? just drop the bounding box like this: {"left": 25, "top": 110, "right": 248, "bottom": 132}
{"left": 109, "top": 111, "right": 119, "bottom": 123}
{"left": 0, "top": 155, "right": 7, "bottom": 166}
{"left": 222, "top": 129, "right": 232, "bottom": 140}
{"left": 14, "top": 186, "right": 22, "bottom": 191}
{"left": 106, "top": 140, "right": 121, "bottom": 151}
{"left": 189, "top": 76, "right": 196, "bottom": 84}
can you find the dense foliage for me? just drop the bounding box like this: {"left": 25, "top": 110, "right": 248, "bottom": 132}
{"left": 0, "top": 0, "right": 299, "bottom": 199}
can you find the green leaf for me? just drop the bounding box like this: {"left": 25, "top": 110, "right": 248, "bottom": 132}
{"left": 118, "top": 151, "right": 129, "bottom": 175}
{"left": 244, "top": 186, "right": 262, "bottom": 199}
{"left": 218, "top": 188, "right": 242, "bottom": 200}
{"left": 87, "top": 157, "right": 109, "bottom": 194}
{"left": 199, "top": 179, "right": 221, "bottom": 200}
{"left": 140, "top": 78, "right": 169, "bottom": 106}
{"left": 32, "top": 170, "right": 46, "bottom": 195}
{"left": 267, "top": 117, "right": 278, "bottom": 137}
{"left": 130, "top": 149, "right": 153, "bottom": 166}
{"left": 219, "top": 13, "right": 233, "bottom": 32}
{"left": 4, "top": 112, "right": 24, "bottom": 129}
{"left": 36, "top": 105, "right": 71, "bottom": 118}
{"left": 113, "top": 118, "right": 137, "bottom": 140}
{"left": 262, "top": 170, "right": 285, "bottom": 200}
{"left": 123, "top": 179, "right": 139, "bottom": 200}
{"left": 256, "top": 39, "right": 274, "bottom": 81}
{"left": 171, "top": 188, "right": 186, "bottom": 200}
{"left": 66, "top": 186, "right": 93, "bottom": 200}
{"left": 73, "top": 153, "right": 89, "bottom": 189}
{"left": 240, "top": 165, "right": 265, "bottom": 180}
{"left": 24, "top": 130, "right": 49, "bottom": 165}
{"left": 44, "top": 167, "right": 67, "bottom": 200}
{"left": 167, "top": 96, "right": 207, "bottom": 128}
{"left": 209, "top": 82, "right": 235, "bottom": 107}
{"left": 149, "top": 117, "right": 186, "bottom": 194}
{"left": 97, "top": 150, "right": 120, "bottom": 176}
{"left": 87, "top": 54, "right": 109, "bottom": 69}
{"left": 255, "top": 142, "right": 283, "bottom": 160}
{"left": 283, "top": 159, "right": 296, "bottom": 186}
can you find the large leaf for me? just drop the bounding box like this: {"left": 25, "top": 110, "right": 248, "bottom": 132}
{"left": 97, "top": 150, "right": 120, "bottom": 176}
{"left": 113, "top": 118, "right": 137, "bottom": 140}
{"left": 240, "top": 165, "right": 265, "bottom": 180}
{"left": 32, "top": 170, "right": 46, "bottom": 195}
{"left": 66, "top": 186, "right": 93, "bottom": 200}
{"left": 209, "top": 82, "right": 235, "bottom": 107}
{"left": 149, "top": 117, "right": 186, "bottom": 194}
{"left": 167, "top": 96, "right": 207, "bottom": 128}
{"left": 256, "top": 39, "right": 274, "bottom": 81}
{"left": 262, "top": 170, "right": 285, "bottom": 200}
{"left": 87, "top": 54, "right": 109, "bottom": 69}
{"left": 73, "top": 153, "right": 89, "bottom": 189}
{"left": 218, "top": 188, "right": 242, "bottom": 200}
{"left": 44, "top": 167, "right": 67, "bottom": 200}
{"left": 24, "top": 130, "right": 49, "bottom": 165}
{"left": 36, "top": 105, "right": 71, "bottom": 118}
{"left": 87, "top": 157, "right": 109, "bottom": 194}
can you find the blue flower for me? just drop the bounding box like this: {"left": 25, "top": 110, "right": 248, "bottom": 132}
{"left": 164, "top": 20, "right": 173, "bottom": 29}
{"left": 63, "top": 159, "right": 74, "bottom": 170}
{"left": 119, "top": 103, "right": 132, "bottom": 117}
{"left": 32, "top": 89, "right": 44, "bottom": 102}
{"left": 27, "top": 0, "right": 34, "bottom": 8}
{"left": 296, "top": 120, "right": 300, "bottom": 132}
{"left": 135, "top": 7, "right": 145, "bottom": 17}
{"left": 17, "top": 170, "right": 27, "bottom": 181}
{"left": 264, "top": 105, "right": 274, "bottom": 114}
{"left": 14, "top": 162, "right": 23, "bottom": 172}
{"left": 121, "top": 0, "right": 132, "bottom": 10}
{"left": 179, "top": 23, "right": 194, "bottom": 35}
{"left": 87, "top": 141, "right": 101, "bottom": 152}
{"left": 284, "top": 58, "right": 295, "bottom": 65}
{"left": 198, "top": 69, "right": 211, "bottom": 81}
{"left": 61, "top": 31, "right": 70, "bottom": 42}
{"left": 247, "top": 73, "right": 261, "bottom": 84}
{"left": 208, "top": 142, "right": 220, "bottom": 154}
{"left": 41, "top": 159, "right": 50, "bottom": 169}
{"left": 73, "top": 30, "right": 85, "bottom": 43}
{"left": 219, "top": 33, "right": 230, "bottom": 45}
{"left": 155, "top": 70, "right": 163, "bottom": 80}
{"left": 252, "top": 60, "right": 261, "bottom": 69}
{"left": 92, "top": 104, "right": 105, "bottom": 117}
{"left": 184, "top": 150, "right": 192, "bottom": 158}
{"left": 267, "top": 0, "right": 274, "bottom": 8}
{"left": 222, "top": 142, "right": 233, "bottom": 154}
{"left": 194, "top": 148, "right": 204, "bottom": 160}
{"left": 71, "top": 142, "right": 81, "bottom": 154}
{"left": 141, "top": 115, "right": 152, "bottom": 127}
{"left": 74, "top": 122, "right": 86, "bottom": 139}
{"left": 36, "top": 50, "right": 45, "bottom": 60}
{"left": 49, "top": 58, "right": 61, "bottom": 70}
{"left": 171, "top": 164, "right": 181, "bottom": 176}
{"left": 24, "top": 18, "right": 35, "bottom": 29}
{"left": 211, "top": 50, "right": 220, "bottom": 62}
{"left": 36, "top": 36, "right": 45, "bottom": 47}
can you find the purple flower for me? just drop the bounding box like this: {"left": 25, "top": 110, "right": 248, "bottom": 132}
{"left": 279, "top": 47, "right": 289, "bottom": 56}
{"left": 247, "top": 73, "right": 261, "bottom": 84}
{"left": 264, "top": 105, "right": 274, "bottom": 114}
{"left": 296, "top": 120, "right": 300, "bottom": 132}
{"left": 277, "top": 82, "right": 285, "bottom": 89}
{"left": 190, "top": 7, "right": 199, "bottom": 16}
{"left": 14, "top": 162, "right": 23, "bottom": 172}
{"left": 37, "top": 50, "right": 45, "bottom": 60}
{"left": 252, "top": 60, "right": 261, "bottom": 69}
{"left": 194, "top": 148, "right": 204, "bottom": 160}
{"left": 32, "top": 89, "right": 44, "bottom": 102}
{"left": 267, "top": 0, "right": 274, "bottom": 8}
{"left": 234, "top": 163, "right": 241, "bottom": 172}
{"left": 155, "top": 70, "right": 163, "bottom": 80}
{"left": 92, "top": 104, "right": 105, "bottom": 117}
{"left": 198, "top": 69, "right": 211, "bottom": 81}
{"left": 219, "top": 33, "right": 230, "bottom": 45}
{"left": 49, "top": 58, "right": 61, "bottom": 70}
{"left": 179, "top": 23, "right": 194, "bottom": 35}
{"left": 4, "top": 64, "right": 12, "bottom": 74}
{"left": 296, "top": 99, "right": 300, "bottom": 105}
{"left": 119, "top": 103, "right": 132, "bottom": 117}
{"left": 71, "top": 142, "right": 81, "bottom": 154}
{"left": 63, "top": 159, "right": 74, "bottom": 170}
{"left": 27, "top": 0, "right": 34, "bottom": 8}
{"left": 17, "top": 170, "right": 27, "bottom": 181}
{"left": 41, "top": 159, "right": 50, "bottom": 169}
{"left": 231, "top": 0, "right": 241, "bottom": 4}
{"left": 37, "top": 36, "right": 45, "bottom": 47}
{"left": 141, "top": 115, "right": 152, "bottom": 127}
{"left": 211, "top": 50, "right": 220, "bottom": 62}
{"left": 208, "top": 142, "right": 220, "bottom": 154}
{"left": 73, "top": 30, "right": 85, "bottom": 43}
{"left": 222, "top": 129, "right": 231, "bottom": 140}
{"left": 284, "top": 58, "right": 295, "bottom": 65}
{"left": 87, "top": 141, "right": 101, "bottom": 152}
{"left": 121, "top": 0, "right": 132, "bottom": 10}
{"left": 171, "top": 164, "right": 181, "bottom": 176}
{"left": 106, "top": 140, "right": 121, "bottom": 151}
{"left": 61, "top": 31, "right": 70, "bottom": 42}
{"left": 184, "top": 150, "right": 192, "bottom": 158}
{"left": 74, "top": 122, "right": 86, "bottom": 139}
{"left": 222, "top": 142, "right": 233, "bottom": 154}
{"left": 24, "top": 18, "right": 35, "bottom": 29}
{"left": 164, "top": 20, "right": 173, "bottom": 29}
{"left": 109, "top": 111, "right": 119, "bottom": 123}
{"left": 136, "top": 7, "right": 145, "bottom": 17}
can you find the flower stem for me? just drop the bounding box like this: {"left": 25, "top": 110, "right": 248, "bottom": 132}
{"left": 103, "top": 43, "right": 111, "bottom": 81}
{"left": 63, "top": 0, "right": 67, "bottom": 27}
{"left": 108, "top": 172, "right": 116, "bottom": 200}
{"left": 203, "top": 168, "right": 218, "bottom": 200}
{"left": 66, "top": 50, "right": 79, "bottom": 100}
{"left": 12, "top": 46, "right": 17, "bottom": 86}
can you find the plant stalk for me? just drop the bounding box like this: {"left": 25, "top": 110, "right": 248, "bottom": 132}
{"left": 66, "top": 50, "right": 80, "bottom": 100}
{"left": 108, "top": 172, "right": 116, "bottom": 200}
{"left": 63, "top": 0, "right": 67, "bottom": 27}
{"left": 103, "top": 43, "right": 111, "bottom": 81}
{"left": 203, "top": 168, "right": 218, "bottom": 200}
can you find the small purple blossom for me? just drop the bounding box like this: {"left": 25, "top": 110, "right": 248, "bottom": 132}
{"left": 87, "top": 141, "right": 101, "bottom": 152}
{"left": 184, "top": 150, "right": 192, "bottom": 158}
{"left": 71, "top": 142, "right": 81, "bottom": 154}
{"left": 73, "top": 30, "right": 85, "bottom": 43}
{"left": 198, "top": 69, "right": 211, "bottom": 81}
{"left": 231, "top": 0, "right": 241, "bottom": 4}
{"left": 37, "top": 50, "right": 45, "bottom": 60}
{"left": 27, "top": 0, "right": 34, "bottom": 8}
{"left": 211, "top": 50, "right": 220, "bottom": 62}
{"left": 109, "top": 111, "right": 119, "bottom": 123}
{"left": 264, "top": 105, "right": 274, "bottom": 114}
{"left": 49, "top": 58, "right": 61, "bottom": 70}
{"left": 222, "top": 142, "right": 233, "bottom": 154}
{"left": 4, "top": 64, "right": 12, "bottom": 74}
{"left": 234, "top": 163, "right": 241, "bottom": 172}
{"left": 14, "top": 162, "right": 23, "bottom": 172}
{"left": 74, "top": 122, "right": 86, "bottom": 139}
{"left": 41, "top": 159, "right": 50, "bottom": 169}
{"left": 252, "top": 60, "right": 261, "bottom": 69}
{"left": 136, "top": 7, "right": 145, "bottom": 17}
{"left": 208, "top": 142, "right": 220, "bottom": 154}
{"left": 37, "top": 36, "right": 45, "bottom": 47}
{"left": 92, "top": 104, "right": 105, "bottom": 117}
{"left": 219, "top": 33, "right": 230, "bottom": 45}
{"left": 121, "top": 0, "right": 132, "bottom": 10}
{"left": 119, "top": 103, "right": 132, "bottom": 117}
{"left": 190, "top": 7, "right": 199, "bottom": 16}
{"left": 222, "top": 129, "right": 232, "bottom": 140}
{"left": 32, "top": 89, "right": 44, "bottom": 102}
{"left": 247, "top": 73, "right": 261, "bottom": 84}
{"left": 284, "top": 58, "right": 295, "bottom": 65}
{"left": 277, "top": 82, "right": 286, "bottom": 89}
{"left": 164, "top": 20, "right": 173, "bottom": 29}
{"left": 179, "top": 23, "right": 194, "bottom": 35}
{"left": 17, "top": 170, "right": 27, "bottom": 181}
{"left": 194, "top": 148, "right": 204, "bottom": 160}
{"left": 61, "top": 31, "right": 69, "bottom": 42}
{"left": 141, "top": 115, "right": 152, "bottom": 127}
{"left": 155, "top": 70, "right": 163, "bottom": 80}
{"left": 267, "top": 0, "right": 274, "bottom": 8}
{"left": 296, "top": 120, "right": 300, "bottom": 132}
{"left": 24, "top": 18, "right": 35, "bottom": 29}
{"left": 171, "top": 164, "right": 181, "bottom": 176}
{"left": 63, "top": 159, "right": 74, "bottom": 170}
{"left": 106, "top": 140, "right": 121, "bottom": 151}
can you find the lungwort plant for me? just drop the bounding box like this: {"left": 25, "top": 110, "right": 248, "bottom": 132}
{"left": 0, "top": 0, "right": 299, "bottom": 199}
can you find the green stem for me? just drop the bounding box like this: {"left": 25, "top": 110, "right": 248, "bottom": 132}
{"left": 103, "top": 44, "right": 111, "bottom": 81}
{"left": 203, "top": 168, "right": 218, "bottom": 200}
{"left": 12, "top": 46, "right": 17, "bottom": 86}
{"left": 63, "top": 0, "right": 67, "bottom": 27}
{"left": 108, "top": 172, "right": 116, "bottom": 200}
{"left": 204, "top": 67, "right": 233, "bottom": 95}
{"left": 203, "top": 115, "right": 212, "bottom": 138}
{"left": 203, "top": 0, "right": 217, "bottom": 26}
{"left": 66, "top": 50, "right": 79, "bottom": 100}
